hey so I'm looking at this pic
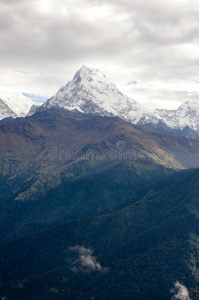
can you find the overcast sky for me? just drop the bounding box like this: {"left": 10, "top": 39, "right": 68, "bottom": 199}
{"left": 1, "top": 0, "right": 199, "bottom": 109}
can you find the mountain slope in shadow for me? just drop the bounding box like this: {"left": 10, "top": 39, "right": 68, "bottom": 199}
{"left": 1, "top": 168, "right": 199, "bottom": 299}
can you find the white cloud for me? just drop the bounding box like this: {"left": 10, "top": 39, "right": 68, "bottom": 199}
{"left": 69, "top": 246, "right": 108, "bottom": 273}
{"left": 171, "top": 281, "right": 191, "bottom": 300}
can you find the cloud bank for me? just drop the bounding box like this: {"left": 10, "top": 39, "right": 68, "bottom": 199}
{"left": 1, "top": 0, "right": 199, "bottom": 108}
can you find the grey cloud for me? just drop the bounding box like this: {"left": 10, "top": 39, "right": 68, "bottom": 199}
{"left": 126, "top": 86, "right": 199, "bottom": 109}
{"left": 0, "top": 0, "right": 199, "bottom": 108}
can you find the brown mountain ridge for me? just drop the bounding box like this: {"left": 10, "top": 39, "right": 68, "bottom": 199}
{"left": 0, "top": 108, "right": 199, "bottom": 203}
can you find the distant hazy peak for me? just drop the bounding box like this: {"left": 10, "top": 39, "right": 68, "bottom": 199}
{"left": 178, "top": 99, "right": 199, "bottom": 110}
{"left": 0, "top": 91, "right": 35, "bottom": 119}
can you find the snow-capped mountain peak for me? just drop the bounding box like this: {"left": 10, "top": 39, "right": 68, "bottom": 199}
{"left": 42, "top": 65, "right": 157, "bottom": 124}
{"left": 73, "top": 65, "right": 107, "bottom": 82}
{"left": 154, "top": 99, "right": 199, "bottom": 133}
{"left": 2, "top": 66, "right": 199, "bottom": 137}
{"left": 0, "top": 91, "right": 35, "bottom": 119}
{"left": 178, "top": 99, "right": 199, "bottom": 111}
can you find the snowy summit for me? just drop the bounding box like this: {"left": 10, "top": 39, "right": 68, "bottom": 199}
{"left": 0, "top": 91, "right": 35, "bottom": 120}
{"left": 1, "top": 66, "right": 199, "bottom": 135}
{"left": 42, "top": 65, "right": 157, "bottom": 124}
{"left": 154, "top": 100, "right": 199, "bottom": 133}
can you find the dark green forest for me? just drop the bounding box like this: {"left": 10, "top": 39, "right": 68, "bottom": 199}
{"left": 1, "top": 168, "right": 199, "bottom": 299}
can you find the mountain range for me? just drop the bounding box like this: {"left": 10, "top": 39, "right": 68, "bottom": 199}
{"left": 1, "top": 66, "right": 199, "bottom": 299}
{"left": 1, "top": 66, "right": 199, "bottom": 137}
{"left": 2, "top": 108, "right": 199, "bottom": 241}
{"left": 1, "top": 108, "right": 199, "bottom": 205}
